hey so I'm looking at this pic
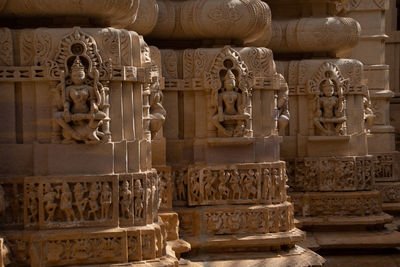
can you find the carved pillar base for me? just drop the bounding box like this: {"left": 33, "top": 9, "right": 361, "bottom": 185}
{"left": 175, "top": 205, "right": 303, "bottom": 252}
{"left": 3, "top": 224, "right": 175, "bottom": 266}
{"left": 0, "top": 173, "right": 175, "bottom": 266}
{"left": 286, "top": 156, "right": 393, "bottom": 229}
{"left": 155, "top": 166, "right": 191, "bottom": 258}
{"left": 169, "top": 162, "right": 306, "bottom": 253}
{"left": 371, "top": 152, "right": 400, "bottom": 213}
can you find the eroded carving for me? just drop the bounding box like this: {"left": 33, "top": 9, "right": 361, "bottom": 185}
{"left": 205, "top": 46, "right": 253, "bottom": 138}
{"left": 51, "top": 28, "right": 111, "bottom": 144}
{"left": 307, "top": 62, "right": 348, "bottom": 136}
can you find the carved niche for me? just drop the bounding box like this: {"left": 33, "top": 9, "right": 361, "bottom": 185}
{"left": 50, "top": 27, "right": 111, "bottom": 144}
{"left": 307, "top": 62, "right": 348, "bottom": 136}
{"left": 204, "top": 46, "right": 254, "bottom": 138}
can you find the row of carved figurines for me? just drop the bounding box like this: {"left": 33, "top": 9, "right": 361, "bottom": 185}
{"left": 22, "top": 180, "right": 146, "bottom": 224}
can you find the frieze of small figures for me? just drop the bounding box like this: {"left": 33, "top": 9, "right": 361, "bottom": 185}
{"left": 291, "top": 193, "right": 382, "bottom": 217}
{"left": 374, "top": 154, "right": 395, "bottom": 181}
{"left": 287, "top": 156, "right": 375, "bottom": 192}
{"left": 178, "top": 203, "right": 294, "bottom": 236}
{"left": 22, "top": 177, "right": 118, "bottom": 229}
{"left": 156, "top": 168, "right": 172, "bottom": 211}
{"left": 171, "top": 163, "right": 289, "bottom": 206}
{"left": 0, "top": 178, "right": 24, "bottom": 229}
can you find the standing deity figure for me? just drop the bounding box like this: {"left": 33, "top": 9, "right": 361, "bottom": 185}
{"left": 59, "top": 183, "right": 75, "bottom": 222}
{"left": 263, "top": 169, "right": 273, "bottom": 204}
{"left": 88, "top": 182, "right": 100, "bottom": 220}
{"left": 189, "top": 171, "right": 201, "bottom": 202}
{"left": 243, "top": 170, "right": 257, "bottom": 199}
{"left": 174, "top": 171, "right": 187, "bottom": 201}
{"left": 217, "top": 171, "right": 230, "bottom": 200}
{"left": 52, "top": 56, "right": 108, "bottom": 144}
{"left": 101, "top": 183, "right": 112, "bottom": 219}
{"left": 133, "top": 180, "right": 144, "bottom": 218}
{"left": 204, "top": 170, "right": 217, "bottom": 201}
{"left": 229, "top": 170, "right": 241, "bottom": 200}
{"left": 212, "top": 69, "right": 250, "bottom": 137}
{"left": 27, "top": 184, "right": 38, "bottom": 223}
{"left": 313, "top": 72, "right": 346, "bottom": 136}
{"left": 120, "top": 181, "right": 133, "bottom": 219}
{"left": 73, "top": 183, "right": 88, "bottom": 221}
{"left": 43, "top": 183, "right": 58, "bottom": 223}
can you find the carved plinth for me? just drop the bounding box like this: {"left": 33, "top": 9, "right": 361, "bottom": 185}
{"left": 167, "top": 162, "right": 304, "bottom": 251}
{"left": 175, "top": 204, "right": 302, "bottom": 252}
{"left": 0, "top": 173, "right": 171, "bottom": 266}
{"left": 2, "top": 223, "right": 174, "bottom": 266}
{"left": 291, "top": 191, "right": 392, "bottom": 227}
{"left": 286, "top": 156, "right": 375, "bottom": 192}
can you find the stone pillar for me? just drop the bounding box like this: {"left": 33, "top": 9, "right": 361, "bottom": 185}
{"left": 161, "top": 46, "right": 304, "bottom": 252}
{"left": 347, "top": 0, "right": 400, "bottom": 212}
{"left": 278, "top": 59, "right": 392, "bottom": 229}
{"left": 0, "top": 1, "right": 176, "bottom": 266}
{"left": 130, "top": 0, "right": 324, "bottom": 264}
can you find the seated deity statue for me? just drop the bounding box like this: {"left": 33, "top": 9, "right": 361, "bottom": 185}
{"left": 52, "top": 57, "right": 107, "bottom": 144}
{"left": 313, "top": 75, "right": 346, "bottom": 136}
{"left": 212, "top": 69, "right": 250, "bottom": 137}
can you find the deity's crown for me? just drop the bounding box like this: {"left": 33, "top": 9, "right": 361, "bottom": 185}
{"left": 71, "top": 57, "right": 84, "bottom": 72}
{"left": 224, "top": 69, "right": 236, "bottom": 81}
{"left": 321, "top": 78, "right": 335, "bottom": 88}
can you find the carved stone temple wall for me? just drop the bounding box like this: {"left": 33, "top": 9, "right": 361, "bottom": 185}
{"left": 0, "top": 0, "right": 399, "bottom": 266}
{"left": 0, "top": 1, "right": 181, "bottom": 266}
{"left": 385, "top": 0, "right": 400, "bottom": 211}
{"left": 256, "top": 0, "right": 395, "bottom": 230}
{"left": 129, "top": 0, "right": 324, "bottom": 265}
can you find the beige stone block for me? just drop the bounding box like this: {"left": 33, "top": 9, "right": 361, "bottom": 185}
{"left": 350, "top": 41, "right": 385, "bottom": 64}
{"left": 46, "top": 144, "right": 114, "bottom": 175}
{"left": 368, "top": 130, "right": 396, "bottom": 152}
{"left": 163, "top": 91, "right": 180, "bottom": 139}
{"left": 21, "top": 82, "right": 36, "bottom": 143}
{"left": 122, "top": 82, "right": 136, "bottom": 141}
{"left": 35, "top": 82, "right": 52, "bottom": 143}
{"left": 127, "top": 140, "right": 140, "bottom": 173}
{"left": 109, "top": 81, "right": 124, "bottom": 142}
{"left": 151, "top": 137, "right": 166, "bottom": 166}
{"left": 363, "top": 65, "right": 390, "bottom": 90}
{"left": 114, "top": 140, "right": 127, "bottom": 174}
{"left": 0, "top": 144, "right": 33, "bottom": 176}
{"left": 0, "top": 82, "right": 16, "bottom": 143}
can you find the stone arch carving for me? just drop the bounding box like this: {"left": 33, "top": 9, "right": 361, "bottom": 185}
{"left": 307, "top": 62, "right": 349, "bottom": 136}
{"left": 50, "top": 27, "right": 111, "bottom": 144}
{"left": 204, "top": 46, "right": 254, "bottom": 138}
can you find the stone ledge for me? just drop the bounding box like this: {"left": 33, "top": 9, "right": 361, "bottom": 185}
{"left": 183, "top": 228, "right": 305, "bottom": 252}
{"left": 182, "top": 245, "right": 325, "bottom": 267}
{"left": 297, "top": 213, "right": 393, "bottom": 228}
